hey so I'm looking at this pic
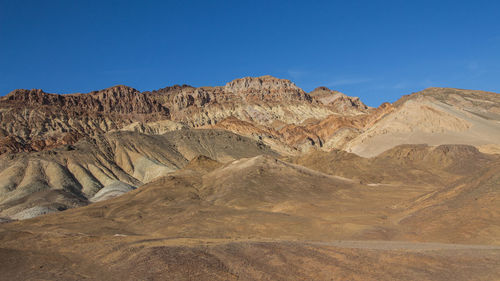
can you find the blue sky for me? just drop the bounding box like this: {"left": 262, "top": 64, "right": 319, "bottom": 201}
{"left": 1, "top": 0, "right": 499, "bottom": 106}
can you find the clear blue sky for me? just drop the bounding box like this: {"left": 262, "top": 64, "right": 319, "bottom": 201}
{"left": 1, "top": 0, "right": 499, "bottom": 106}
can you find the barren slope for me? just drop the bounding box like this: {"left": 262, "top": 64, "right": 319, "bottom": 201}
{"left": 0, "top": 76, "right": 373, "bottom": 155}
{"left": 1, "top": 79, "right": 500, "bottom": 280}
{"left": 1, "top": 148, "right": 499, "bottom": 280}
{"left": 290, "top": 144, "right": 500, "bottom": 244}
{"left": 346, "top": 88, "right": 500, "bottom": 156}
{"left": 0, "top": 129, "right": 276, "bottom": 220}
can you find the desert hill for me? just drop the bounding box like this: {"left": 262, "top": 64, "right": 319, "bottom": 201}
{"left": 345, "top": 87, "right": 500, "bottom": 156}
{"left": 1, "top": 146, "right": 499, "bottom": 280}
{"left": 0, "top": 129, "right": 276, "bottom": 220}
{"left": 2, "top": 77, "right": 499, "bottom": 156}
{"left": 288, "top": 144, "right": 496, "bottom": 185}
{"left": 1, "top": 77, "right": 500, "bottom": 280}
{"left": 0, "top": 76, "right": 373, "bottom": 154}
{"left": 290, "top": 144, "right": 500, "bottom": 244}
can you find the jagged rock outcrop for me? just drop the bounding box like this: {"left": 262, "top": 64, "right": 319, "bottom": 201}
{"left": 224, "top": 75, "right": 312, "bottom": 102}
{"left": 4, "top": 78, "right": 498, "bottom": 157}
{"left": 150, "top": 76, "right": 337, "bottom": 128}
{"left": 0, "top": 86, "right": 170, "bottom": 153}
{"left": 2, "top": 78, "right": 500, "bottom": 280}
{"left": 309, "top": 86, "right": 369, "bottom": 113}
{"left": 4, "top": 86, "right": 169, "bottom": 115}
{"left": 0, "top": 76, "right": 374, "bottom": 155}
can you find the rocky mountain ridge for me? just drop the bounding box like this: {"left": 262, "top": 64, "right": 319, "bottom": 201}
{"left": 2, "top": 77, "right": 499, "bottom": 157}
{"left": 0, "top": 76, "right": 371, "bottom": 154}
{"left": 4, "top": 85, "right": 169, "bottom": 115}
{"left": 1, "top": 77, "right": 500, "bottom": 280}
{"left": 345, "top": 87, "right": 500, "bottom": 156}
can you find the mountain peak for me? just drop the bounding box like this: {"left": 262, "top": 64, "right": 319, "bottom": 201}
{"left": 223, "top": 75, "right": 310, "bottom": 102}
{"left": 308, "top": 86, "right": 369, "bottom": 112}
{"left": 224, "top": 76, "right": 299, "bottom": 92}
{"left": 87, "top": 85, "right": 140, "bottom": 96}
{"left": 3, "top": 88, "right": 60, "bottom": 105}
{"left": 309, "top": 86, "right": 345, "bottom": 98}
{"left": 105, "top": 84, "right": 139, "bottom": 92}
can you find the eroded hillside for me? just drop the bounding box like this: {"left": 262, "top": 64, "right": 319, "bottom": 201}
{"left": 1, "top": 77, "right": 500, "bottom": 280}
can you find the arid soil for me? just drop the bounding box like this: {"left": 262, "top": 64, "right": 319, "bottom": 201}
{"left": 1, "top": 77, "right": 500, "bottom": 280}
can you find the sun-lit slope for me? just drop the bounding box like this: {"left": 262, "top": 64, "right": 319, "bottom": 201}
{"left": 4, "top": 144, "right": 498, "bottom": 241}
{"left": 288, "top": 144, "right": 495, "bottom": 185}
{"left": 288, "top": 144, "right": 500, "bottom": 244}
{"left": 345, "top": 88, "right": 500, "bottom": 157}
{"left": 207, "top": 101, "right": 389, "bottom": 154}
{"left": 1, "top": 152, "right": 500, "bottom": 280}
{"left": 1, "top": 81, "right": 500, "bottom": 280}
{"left": 0, "top": 129, "right": 277, "bottom": 219}
{"left": 0, "top": 154, "right": 415, "bottom": 240}
{"left": 0, "top": 76, "right": 375, "bottom": 157}
{"left": 395, "top": 156, "right": 500, "bottom": 244}
{"left": 7, "top": 146, "right": 495, "bottom": 242}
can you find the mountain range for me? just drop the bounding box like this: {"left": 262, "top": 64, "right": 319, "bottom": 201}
{"left": 0, "top": 76, "right": 499, "bottom": 280}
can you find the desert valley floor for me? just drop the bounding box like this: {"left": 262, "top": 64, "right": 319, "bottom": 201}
{"left": 0, "top": 76, "right": 499, "bottom": 280}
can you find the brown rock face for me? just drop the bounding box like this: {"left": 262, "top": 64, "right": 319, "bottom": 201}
{"left": 1, "top": 78, "right": 500, "bottom": 280}
{"left": 147, "top": 76, "right": 312, "bottom": 114}
{"left": 3, "top": 77, "right": 499, "bottom": 157}
{"left": 309, "top": 86, "right": 369, "bottom": 113}
{"left": 143, "top": 76, "right": 370, "bottom": 134}
{"left": 4, "top": 85, "right": 169, "bottom": 115}
{"left": 0, "top": 76, "right": 398, "bottom": 155}
{"left": 0, "top": 136, "right": 27, "bottom": 154}
{"left": 0, "top": 85, "right": 170, "bottom": 153}
{"left": 224, "top": 75, "right": 312, "bottom": 102}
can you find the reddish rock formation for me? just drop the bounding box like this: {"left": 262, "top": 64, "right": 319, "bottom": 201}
{"left": 4, "top": 85, "right": 169, "bottom": 115}
{"left": 0, "top": 76, "right": 372, "bottom": 154}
